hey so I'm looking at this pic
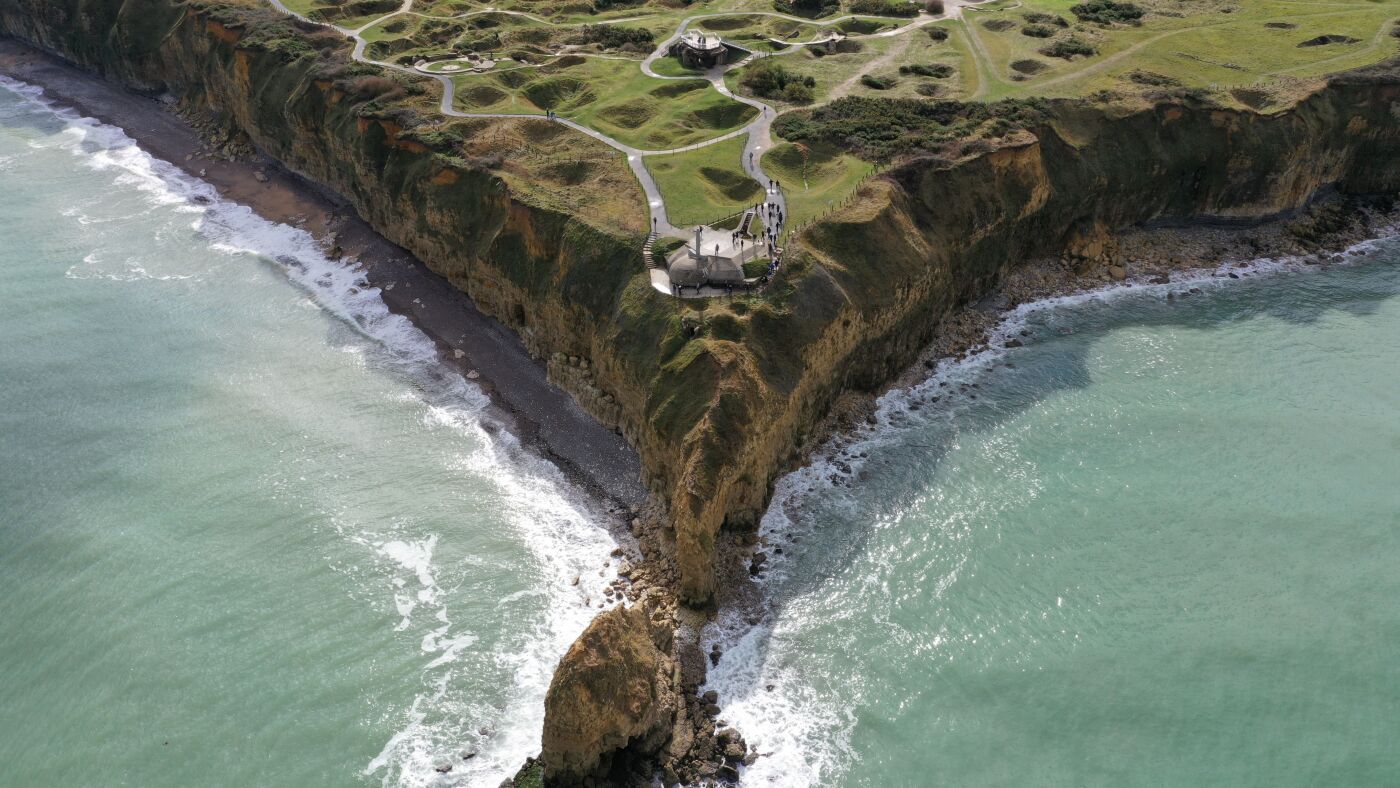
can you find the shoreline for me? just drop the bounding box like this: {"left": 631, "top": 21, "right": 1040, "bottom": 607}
{"left": 700, "top": 206, "right": 1400, "bottom": 784}
{"left": 0, "top": 39, "right": 748, "bottom": 783}
{"left": 0, "top": 37, "right": 647, "bottom": 518}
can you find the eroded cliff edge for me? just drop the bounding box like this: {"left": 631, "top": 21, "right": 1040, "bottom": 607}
{"left": 5, "top": 0, "right": 1400, "bottom": 615}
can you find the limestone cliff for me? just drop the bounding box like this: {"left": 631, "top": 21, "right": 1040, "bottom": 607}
{"left": 5, "top": 0, "right": 1400, "bottom": 608}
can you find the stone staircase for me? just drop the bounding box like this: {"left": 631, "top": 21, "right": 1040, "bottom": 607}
{"left": 736, "top": 208, "right": 756, "bottom": 238}
{"left": 643, "top": 230, "right": 659, "bottom": 269}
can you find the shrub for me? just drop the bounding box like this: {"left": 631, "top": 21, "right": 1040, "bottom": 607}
{"left": 773, "top": 0, "right": 840, "bottom": 17}
{"left": 1040, "top": 36, "right": 1097, "bottom": 59}
{"left": 782, "top": 81, "right": 815, "bottom": 103}
{"left": 741, "top": 59, "right": 816, "bottom": 100}
{"left": 899, "top": 63, "right": 954, "bottom": 78}
{"left": 860, "top": 73, "right": 896, "bottom": 89}
{"left": 579, "top": 24, "right": 654, "bottom": 50}
{"left": 915, "top": 83, "right": 942, "bottom": 97}
{"left": 926, "top": 26, "right": 949, "bottom": 41}
{"left": 1070, "top": 0, "right": 1143, "bottom": 24}
{"left": 1021, "top": 24, "right": 1054, "bottom": 38}
{"left": 346, "top": 75, "right": 402, "bottom": 100}
{"left": 848, "top": 0, "right": 919, "bottom": 17}
{"left": 925, "top": 0, "right": 945, "bottom": 13}
{"left": 1127, "top": 69, "right": 1180, "bottom": 86}
{"left": 1023, "top": 11, "right": 1068, "bottom": 26}
{"left": 772, "top": 95, "right": 1049, "bottom": 159}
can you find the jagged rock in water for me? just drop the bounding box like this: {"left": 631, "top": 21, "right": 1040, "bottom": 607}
{"left": 541, "top": 595, "right": 678, "bottom": 784}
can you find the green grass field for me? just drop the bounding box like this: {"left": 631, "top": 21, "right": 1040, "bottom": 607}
{"left": 762, "top": 141, "right": 872, "bottom": 226}
{"left": 263, "top": 0, "right": 1400, "bottom": 247}
{"left": 648, "top": 136, "right": 765, "bottom": 226}
{"left": 451, "top": 57, "right": 757, "bottom": 149}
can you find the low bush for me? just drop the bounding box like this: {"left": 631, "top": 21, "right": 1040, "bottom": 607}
{"left": 926, "top": 26, "right": 949, "bottom": 41}
{"left": 578, "top": 23, "right": 654, "bottom": 50}
{"left": 1040, "top": 36, "right": 1097, "bottom": 59}
{"left": 925, "top": 0, "right": 945, "bottom": 13}
{"left": 1070, "top": 0, "right": 1143, "bottom": 25}
{"left": 860, "top": 73, "right": 896, "bottom": 89}
{"left": 1023, "top": 11, "right": 1068, "bottom": 26}
{"left": 1021, "top": 24, "right": 1055, "bottom": 38}
{"left": 773, "top": 0, "right": 840, "bottom": 18}
{"left": 773, "top": 95, "right": 1049, "bottom": 159}
{"left": 899, "top": 63, "right": 954, "bottom": 78}
{"left": 848, "top": 0, "right": 920, "bottom": 17}
{"left": 740, "top": 59, "right": 816, "bottom": 102}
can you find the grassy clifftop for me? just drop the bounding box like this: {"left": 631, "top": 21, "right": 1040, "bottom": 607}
{"left": 5, "top": 0, "right": 1400, "bottom": 605}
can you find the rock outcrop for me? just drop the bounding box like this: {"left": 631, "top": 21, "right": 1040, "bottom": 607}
{"left": 541, "top": 596, "right": 678, "bottom": 785}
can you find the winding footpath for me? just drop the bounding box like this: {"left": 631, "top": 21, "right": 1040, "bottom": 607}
{"left": 264, "top": 0, "right": 962, "bottom": 291}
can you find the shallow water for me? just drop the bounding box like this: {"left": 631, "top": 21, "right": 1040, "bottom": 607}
{"left": 0, "top": 80, "right": 618, "bottom": 787}
{"left": 712, "top": 241, "right": 1400, "bottom": 785}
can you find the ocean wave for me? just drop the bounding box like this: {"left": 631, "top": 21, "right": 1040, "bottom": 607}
{"left": 701, "top": 232, "right": 1397, "bottom": 786}
{"left": 1, "top": 75, "right": 619, "bottom": 788}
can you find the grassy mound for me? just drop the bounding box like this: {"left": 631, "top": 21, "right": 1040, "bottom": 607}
{"left": 700, "top": 166, "right": 763, "bottom": 201}
{"left": 651, "top": 80, "right": 709, "bottom": 98}
{"left": 461, "top": 84, "right": 508, "bottom": 106}
{"left": 523, "top": 77, "right": 596, "bottom": 110}
{"left": 495, "top": 70, "right": 535, "bottom": 89}
{"left": 598, "top": 99, "right": 652, "bottom": 129}
{"left": 686, "top": 102, "right": 758, "bottom": 130}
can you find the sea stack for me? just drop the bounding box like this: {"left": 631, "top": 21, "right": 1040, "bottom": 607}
{"left": 539, "top": 594, "right": 679, "bottom": 785}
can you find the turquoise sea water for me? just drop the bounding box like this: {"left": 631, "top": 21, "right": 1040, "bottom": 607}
{"left": 0, "top": 80, "right": 621, "bottom": 787}
{"left": 712, "top": 239, "right": 1400, "bottom": 783}
{"left": 5, "top": 80, "right": 1400, "bottom": 788}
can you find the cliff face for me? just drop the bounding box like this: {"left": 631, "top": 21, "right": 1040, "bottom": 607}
{"left": 6, "top": 0, "right": 1400, "bottom": 606}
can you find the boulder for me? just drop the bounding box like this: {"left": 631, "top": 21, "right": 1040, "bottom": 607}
{"left": 541, "top": 596, "right": 678, "bottom": 784}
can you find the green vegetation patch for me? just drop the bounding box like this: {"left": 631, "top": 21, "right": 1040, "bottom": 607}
{"left": 1069, "top": 0, "right": 1143, "bottom": 26}
{"left": 774, "top": 95, "right": 1049, "bottom": 159}
{"left": 648, "top": 137, "right": 763, "bottom": 227}
{"left": 761, "top": 141, "right": 872, "bottom": 226}
{"left": 739, "top": 59, "right": 817, "bottom": 104}
{"left": 848, "top": 0, "right": 919, "bottom": 18}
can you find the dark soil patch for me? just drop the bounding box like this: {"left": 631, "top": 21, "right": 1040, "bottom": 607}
{"left": 1297, "top": 34, "right": 1360, "bottom": 47}
{"left": 1010, "top": 58, "right": 1049, "bottom": 74}
{"left": 1231, "top": 87, "right": 1273, "bottom": 109}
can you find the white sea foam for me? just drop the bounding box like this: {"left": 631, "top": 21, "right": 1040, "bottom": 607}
{"left": 0, "top": 75, "right": 619, "bottom": 787}
{"left": 702, "top": 232, "right": 1395, "bottom": 786}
